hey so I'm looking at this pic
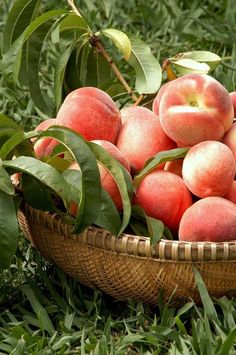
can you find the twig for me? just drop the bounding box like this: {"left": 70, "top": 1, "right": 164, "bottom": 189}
{"left": 90, "top": 36, "right": 138, "bottom": 102}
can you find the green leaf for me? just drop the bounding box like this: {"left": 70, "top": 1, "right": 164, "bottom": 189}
{"left": 0, "top": 190, "right": 18, "bottom": 269}
{"left": 62, "top": 169, "right": 82, "bottom": 210}
{"left": 94, "top": 189, "right": 121, "bottom": 235}
{"left": 2, "top": 0, "right": 41, "bottom": 53}
{"left": 3, "top": 156, "right": 71, "bottom": 211}
{"left": 0, "top": 166, "right": 15, "bottom": 195}
{"left": 38, "top": 126, "right": 101, "bottom": 233}
{"left": 171, "top": 50, "right": 222, "bottom": 71}
{"left": 88, "top": 141, "right": 132, "bottom": 236}
{"left": 131, "top": 205, "right": 165, "bottom": 244}
{"left": 54, "top": 40, "right": 78, "bottom": 111}
{"left": 20, "top": 284, "right": 55, "bottom": 335}
{"left": 102, "top": 28, "right": 131, "bottom": 60}
{"left": 171, "top": 59, "right": 210, "bottom": 76}
{"left": 193, "top": 267, "right": 220, "bottom": 325}
{"left": 0, "top": 131, "right": 37, "bottom": 160}
{"left": 127, "top": 34, "right": 162, "bottom": 94}
{"left": 0, "top": 114, "right": 21, "bottom": 132}
{"left": 21, "top": 174, "right": 57, "bottom": 212}
{"left": 59, "top": 13, "right": 89, "bottom": 33}
{"left": 218, "top": 326, "right": 236, "bottom": 355}
{"left": 133, "top": 148, "right": 189, "bottom": 188}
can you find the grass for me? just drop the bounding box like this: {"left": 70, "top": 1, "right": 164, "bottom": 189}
{"left": 1, "top": 0, "right": 236, "bottom": 353}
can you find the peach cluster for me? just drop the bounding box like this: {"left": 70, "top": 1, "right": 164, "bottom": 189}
{"left": 34, "top": 73, "right": 236, "bottom": 242}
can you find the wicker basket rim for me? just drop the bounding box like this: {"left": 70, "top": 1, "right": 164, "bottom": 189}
{"left": 20, "top": 202, "right": 236, "bottom": 262}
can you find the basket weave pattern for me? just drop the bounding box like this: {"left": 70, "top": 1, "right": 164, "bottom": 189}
{"left": 18, "top": 203, "right": 236, "bottom": 305}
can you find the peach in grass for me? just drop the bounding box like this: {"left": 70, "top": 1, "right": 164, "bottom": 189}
{"left": 182, "top": 140, "right": 236, "bottom": 198}
{"left": 159, "top": 74, "right": 234, "bottom": 147}
{"left": 133, "top": 170, "right": 193, "bottom": 235}
{"left": 116, "top": 106, "right": 176, "bottom": 173}
{"left": 229, "top": 92, "right": 236, "bottom": 117}
{"left": 179, "top": 196, "right": 236, "bottom": 242}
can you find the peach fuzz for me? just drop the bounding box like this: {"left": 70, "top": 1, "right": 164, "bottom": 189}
{"left": 116, "top": 106, "right": 176, "bottom": 173}
{"left": 159, "top": 74, "right": 234, "bottom": 147}
{"left": 229, "top": 92, "right": 236, "bottom": 117}
{"left": 179, "top": 196, "right": 236, "bottom": 242}
{"left": 56, "top": 87, "right": 121, "bottom": 143}
{"left": 33, "top": 118, "right": 58, "bottom": 158}
{"left": 223, "top": 122, "right": 236, "bottom": 162}
{"left": 182, "top": 140, "right": 236, "bottom": 198}
{"left": 133, "top": 170, "right": 193, "bottom": 234}
{"left": 164, "top": 159, "right": 183, "bottom": 178}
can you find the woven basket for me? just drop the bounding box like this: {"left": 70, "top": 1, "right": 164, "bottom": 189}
{"left": 18, "top": 202, "right": 236, "bottom": 306}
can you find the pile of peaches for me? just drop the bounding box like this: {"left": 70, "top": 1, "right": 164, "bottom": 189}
{"left": 34, "top": 73, "right": 236, "bottom": 243}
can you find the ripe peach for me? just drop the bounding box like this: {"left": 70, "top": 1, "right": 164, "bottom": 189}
{"left": 229, "top": 92, "right": 236, "bottom": 117}
{"left": 56, "top": 87, "right": 121, "bottom": 143}
{"left": 164, "top": 159, "right": 183, "bottom": 178}
{"left": 33, "top": 118, "right": 58, "bottom": 158}
{"left": 133, "top": 170, "right": 193, "bottom": 234}
{"left": 224, "top": 181, "right": 236, "bottom": 204}
{"left": 159, "top": 74, "right": 234, "bottom": 147}
{"left": 223, "top": 122, "right": 236, "bottom": 162}
{"left": 182, "top": 141, "right": 236, "bottom": 198}
{"left": 179, "top": 196, "right": 236, "bottom": 242}
{"left": 116, "top": 106, "right": 176, "bottom": 173}
{"left": 152, "top": 81, "right": 171, "bottom": 116}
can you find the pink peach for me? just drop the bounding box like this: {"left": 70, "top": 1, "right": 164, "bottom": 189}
{"left": 179, "top": 196, "right": 236, "bottom": 242}
{"left": 159, "top": 74, "right": 234, "bottom": 147}
{"left": 133, "top": 170, "right": 193, "bottom": 234}
{"left": 182, "top": 140, "right": 236, "bottom": 198}
{"left": 116, "top": 106, "right": 176, "bottom": 173}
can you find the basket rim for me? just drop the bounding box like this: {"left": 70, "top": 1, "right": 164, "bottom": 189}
{"left": 19, "top": 201, "right": 236, "bottom": 263}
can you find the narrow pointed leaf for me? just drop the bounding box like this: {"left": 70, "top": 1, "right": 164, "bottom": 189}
{"left": 0, "top": 167, "right": 15, "bottom": 195}
{"left": 127, "top": 34, "right": 162, "bottom": 94}
{"left": 3, "top": 156, "right": 71, "bottom": 210}
{"left": 38, "top": 126, "right": 101, "bottom": 233}
{"left": 21, "top": 174, "right": 57, "bottom": 212}
{"left": 132, "top": 205, "right": 165, "bottom": 244}
{"left": 88, "top": 141, "right": 132, "bottom": 236}
{"left": 0, "top": 114, "right": 21, "bottom": 131}
{"left": 102, "top": 28, "right": 131, "bottom": 60}
{"left": 133, "top": 148, "right": 189, "bottom": 188}
{"left": 193, "top": 267, "right": 220, "bottom": 325}
{"left": 59, "top": 13, "right": 89, "bottom": 33}
{"left": 0, "top": 190, "right": 18, "bottom": 269}
{"left": 95, "top": 189, "right": 121, "bottom": 235}
{"left": 0, "top": 131, "right": 36, "bottom": 159}
{"left": 2, "top": 0, "right": 41, "bottom": 53}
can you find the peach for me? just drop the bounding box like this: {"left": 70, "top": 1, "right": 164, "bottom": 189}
{"left": 33, "top": 118, "right": 58, "bottom": 158}
{"left": 116, "top": 106, "right": 176, "bottom": 173}
{"left": 223, "top": 122, "right": 236, "bottom": 162}
{"left": 224, "top": 181, "right": 236, "bottom": 204}
{"left": 179, "top": 196, "right": 236, "bottom": 242}
{"left": 133, "top": 170, "right": 193, "bottom": 234}
{"left": 56, "top": 87, "right": 121, "bottom": 143}
{"left": 182, "top": 140, "right": 236, "bottom": 198}
{"left": 159, "top": 74, "right": 234, "bottom": 147}
{"left": 152, "top": 81, "right": 171, "bottom": 116}
{"left": 229, "top": 92, "right": 236, "bottom": 117}
{"left": 164, "top": 159, "right": 183, "bottom": 178}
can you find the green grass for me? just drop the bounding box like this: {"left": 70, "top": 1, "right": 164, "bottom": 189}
{"left": 1, "top": 0, "right": 236, "bottom": 353}
{"left": 1, "top": 237, "right": 236, "bottom": 354}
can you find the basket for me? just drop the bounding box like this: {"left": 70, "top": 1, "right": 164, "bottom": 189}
{"left": 18, "top": 202, "right": 236, "bottom": 306}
